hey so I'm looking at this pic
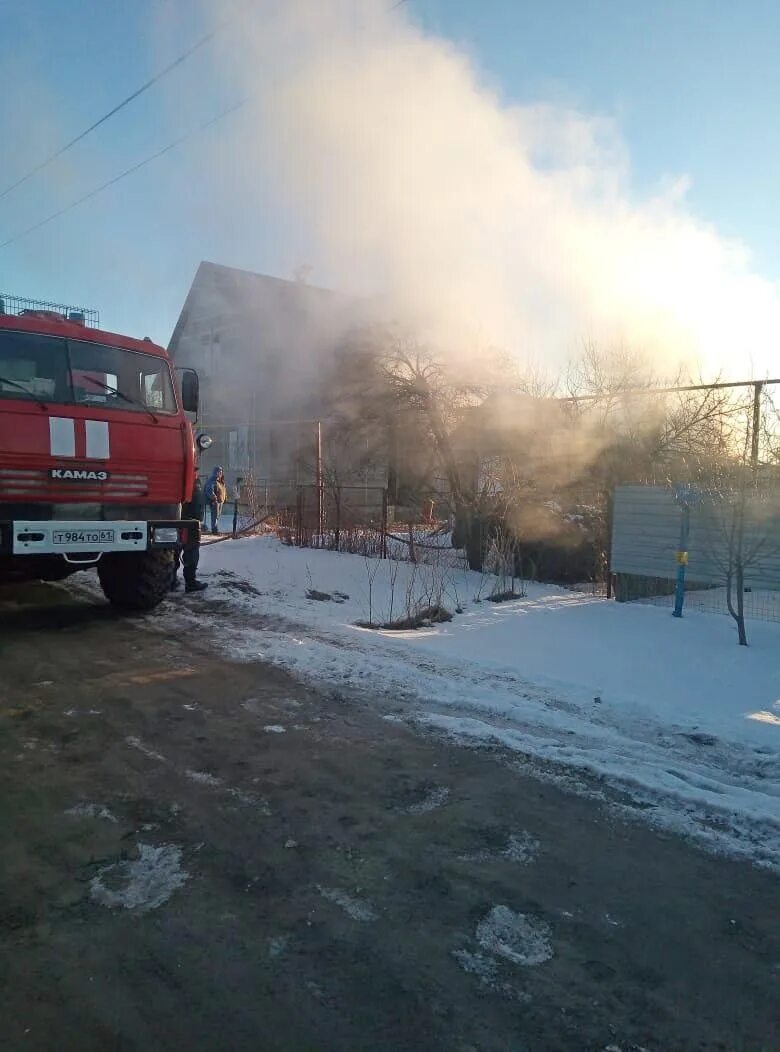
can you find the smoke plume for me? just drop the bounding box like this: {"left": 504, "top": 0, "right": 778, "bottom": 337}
{"left": 198, "top": 0, "right": 779, "bottom": 380}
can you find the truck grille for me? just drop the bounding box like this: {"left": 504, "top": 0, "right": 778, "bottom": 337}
{"left": 0, "top": 467, "right": 149, "bottom": 499}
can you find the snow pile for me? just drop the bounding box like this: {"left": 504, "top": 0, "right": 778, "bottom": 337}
{"left": 404, "top": 786, "right": 450, "bottom": 815}
{"left": 65, "top": 802, "right": 117, "bottom": 823}
{"left": 452, "top": 948, "right": 500, "bottom": 983}
{"left": 475, "top": 906, "right": 553, "bottom": 966}
{"left": 318, "top": 886, "right": 378, "bottom": 922}
{"left": 188, "top": 537, "right": 780, "bottom": 868}
{"left": 461, "top": 832, "right": 540, "bottom": 865}
{"left": 89, "top": 843, "right": 189, "bottom": 912}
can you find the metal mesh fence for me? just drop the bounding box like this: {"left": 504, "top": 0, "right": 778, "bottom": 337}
{"left": 611, "top": 483, "right": 780, "bottom": 623}
{"left": 220, "top": 481, "right": 462, "bottom": 562}
{"left": 224, "top": 482, "right": 390, "bottom": 555}
{"left": 614, "top": 572, "right": 780, "bottom": 622}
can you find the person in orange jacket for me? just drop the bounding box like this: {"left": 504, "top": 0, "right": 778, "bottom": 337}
{"left": 204, "top": 466, "right": 228, "bottom": 534}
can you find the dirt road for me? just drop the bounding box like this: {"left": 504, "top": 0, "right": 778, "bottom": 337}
{"left": 0, "top": 580, "right": 778, "bottom": 1051}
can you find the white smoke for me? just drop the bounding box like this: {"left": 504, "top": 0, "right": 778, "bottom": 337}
{"left": 200, "top": 0, "right": 779, "bottom": 379}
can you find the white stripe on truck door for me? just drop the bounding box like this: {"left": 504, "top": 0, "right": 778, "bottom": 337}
{"left": 49, "top": 417, "right": 75, "bottom": 457}
{"left": 85, "top": 420, "right": 110, "bottom": 459}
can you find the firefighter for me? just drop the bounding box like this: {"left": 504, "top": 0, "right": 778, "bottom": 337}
{"left": 172, "top": 474, "right": 208, "bottom": 593}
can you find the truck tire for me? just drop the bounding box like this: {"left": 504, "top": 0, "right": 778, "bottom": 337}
{"left": 98, "top": 550, "right": 175, "bottom": 611}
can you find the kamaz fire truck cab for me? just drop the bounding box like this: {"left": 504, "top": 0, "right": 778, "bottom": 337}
{"left": 0, "top": 293, "right": 208, "bottom": 610}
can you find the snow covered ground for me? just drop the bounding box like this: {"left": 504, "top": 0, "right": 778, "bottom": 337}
{"left": 188, "top": 536, "right": 780, "bottom": 869}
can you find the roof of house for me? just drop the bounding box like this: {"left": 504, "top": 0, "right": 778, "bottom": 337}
{"left": 168, "top": 261, "right": 350, "bottom": 352}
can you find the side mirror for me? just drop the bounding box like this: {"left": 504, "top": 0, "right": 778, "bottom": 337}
{"left": 177, "top": 368, "right": 199, "bottom": 415}
{"left": 197, "top": 433, "right": 213, "bottom": 451}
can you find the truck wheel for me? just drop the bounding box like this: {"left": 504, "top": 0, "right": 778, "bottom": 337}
{"left": 98, "top": 550, "right": 175, "bottom": 611}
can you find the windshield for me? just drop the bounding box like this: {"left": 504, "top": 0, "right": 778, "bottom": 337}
{"left": 0, "top": 330, "right": 177, "bottom": 414}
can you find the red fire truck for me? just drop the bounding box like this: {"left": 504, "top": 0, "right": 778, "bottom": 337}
{"left": 0, "top": 294, "right": 209, "bottom": 610}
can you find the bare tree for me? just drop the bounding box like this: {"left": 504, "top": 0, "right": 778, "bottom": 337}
{"left": 316, "top": 330, "right": 774, "bottom": 594}
{"left": 697, "top": 459, "right": 780, "bottom": 646}
{"left": 378, "top": 331, "right": 481, "bottom": 509}
{"left": 566, "top": 340, "right": 751, "bottom": 486}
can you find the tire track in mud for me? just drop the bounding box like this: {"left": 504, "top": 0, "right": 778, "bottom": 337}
{"left": 135, "top": 574, "right": 780, "bottom": 871}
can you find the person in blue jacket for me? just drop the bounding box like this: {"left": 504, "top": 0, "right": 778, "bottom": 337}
{"left": 204, "top": 466, "right": 228, "bottom": 534}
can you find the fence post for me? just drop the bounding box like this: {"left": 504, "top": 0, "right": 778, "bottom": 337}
{"left": 232, "top": 476, "right": 243, "bottom": 538}
{"left": 672, "top": 484, "right": 697, "bottom": 618}
{"left": 296, "top": 487, "right": 304, "bottom": 547}
{"left": 750, "top": 381, "right": 764, "bottom": 475}
{"left": 334, "top": 486, "right": 342, "bottom": 552}
{"left": 605, "top": 488, "right": 614, "bottom": 599}
{"left": 316, "top": 421, "right": 324, "bottom": 542}
{"left": 381, "top": 488, "right": 388, "bottom": 559}
{"left": 673, "top": 502, "right": 691, "bottom": 617}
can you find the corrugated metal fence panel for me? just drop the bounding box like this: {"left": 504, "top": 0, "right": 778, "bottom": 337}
{"left": 691, "top": 499, "right": 780, "bottom": 587}
{"left": 611, "top": 486, "right": 780, "bottom": 588}
{"left": 611, "top": 486, "right": 680, "bottom": 578}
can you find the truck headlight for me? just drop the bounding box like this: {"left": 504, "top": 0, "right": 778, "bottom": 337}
{"left": 152, "top": 527, "right": 179, "bottom": 544}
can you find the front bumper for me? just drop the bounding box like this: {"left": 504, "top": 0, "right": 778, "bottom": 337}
{"left": 0, "top": 519, "right": 200, "bottom": 557}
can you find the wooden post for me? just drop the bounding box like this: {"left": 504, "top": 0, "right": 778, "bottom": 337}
{"left": 751, "top": 381, "right": 763, "bottom": 476}
{"left": 316, "top": 420, "right": 324, "bottom": 541}
{"left": 335, "top": 485, "right": 342, "bottom": 552}
{"left": 381, "top": 488, "right": 388, "bottom": 559}
{"left": 232, "top": 476, "right": 243, "bottom": 538}
{"left": 605, "top": 488, "right": 614, "bottom": 599}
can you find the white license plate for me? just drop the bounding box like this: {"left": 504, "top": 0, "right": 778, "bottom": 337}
{"left": 53, "top": 529, "right": 115, "bottom": 545}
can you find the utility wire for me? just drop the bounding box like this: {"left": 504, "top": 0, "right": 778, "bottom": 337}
{"left": 0, "top": 100, "right": 247, "bottom": 250}
{"left": 0, "top": 0, "right": 406, "bottom": 248}
{"left": 0, "top": 19, "right": 230, "bottom": 202}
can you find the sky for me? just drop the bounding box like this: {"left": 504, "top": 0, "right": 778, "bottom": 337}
{"left": 1, "top": 0, "right": 779, "bottom": 377}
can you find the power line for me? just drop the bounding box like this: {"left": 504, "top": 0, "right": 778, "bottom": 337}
{"left": 0, "top": 18, "right": 231, "bottom": 202}
{"left": 0, "top": 100, "right": 247, "bottom": 251}
{"left": 0, "top": 0, "right": 407, "bottom": 248}
{"left": 561, "top": 377, "right": 780, "bottom": 403}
